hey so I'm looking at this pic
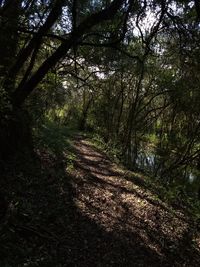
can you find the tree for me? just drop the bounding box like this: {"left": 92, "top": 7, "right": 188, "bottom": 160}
{"left": 0, "top": 0, "right": 134, "bottom": 159}
{"left": 1, "top": 0, "right": 199, "bottom": 166}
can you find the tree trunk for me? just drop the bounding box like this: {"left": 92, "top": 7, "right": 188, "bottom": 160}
{"left": 0, "top": 107, "right": 33, "bottom": 162}
{"left": 0, "top": 0, "right": 125, "bottom": 161}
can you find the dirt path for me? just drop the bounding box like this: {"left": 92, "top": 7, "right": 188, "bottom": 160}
{"left": 69, "top": 137, "right": 200, "bottom": 266}
{"left": 2, "top": 136, "right": 200, "bottom": 266}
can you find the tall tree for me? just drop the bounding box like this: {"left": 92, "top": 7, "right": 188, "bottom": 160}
{"left": 0, "top": 0, "right": 133, "bottom": 159}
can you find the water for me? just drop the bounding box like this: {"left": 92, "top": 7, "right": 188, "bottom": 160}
{"left": 189, "top": 172, "right": 196, "bottom": 183}
{"left": 135, "top": 150, "right": 199, "bottom": 186}
{"left": 136, "top": 152, "right": 158, "bottom": 173}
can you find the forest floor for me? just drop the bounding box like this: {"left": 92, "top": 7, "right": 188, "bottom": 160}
{"left": 68, "top": 136, "right": 200, "bottom": 266}
{"left": 1, "top": 132, "right": 200, "bottom": 266}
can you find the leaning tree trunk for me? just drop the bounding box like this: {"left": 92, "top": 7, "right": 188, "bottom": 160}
{"left": 0, "top": 106, "right": 33, "bottom": 161}
{"left": 0, "top": 0, "right": 126, "bottom": 160}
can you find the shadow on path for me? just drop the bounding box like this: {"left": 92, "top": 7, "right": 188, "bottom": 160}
{"left": 69, "top": 138, "right": 200, "bottom": 266}
{"left": 1, "top": 136, "right": 200, "bottom": 266}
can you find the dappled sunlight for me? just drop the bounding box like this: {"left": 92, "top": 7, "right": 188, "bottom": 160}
{"left": 1, "top": 0, "right": 200, "bottom": 265}
{"left": 68, "top": 137, "right": 200, "bottom": 265}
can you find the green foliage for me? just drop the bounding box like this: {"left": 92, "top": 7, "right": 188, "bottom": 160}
{"left": 2, "top": 0, "right": 200, "bottom": 265}
{"left": 0, "top": 87, "right": 12, "bottom": 117}
{"left": 66, "top": 152, "right": 76, "bottom": 172}
{"left": 33, "top": 120, "right": 75, "bottom": 155}
{"left": 89, "top": 133, "right": 121, "bottom": 163}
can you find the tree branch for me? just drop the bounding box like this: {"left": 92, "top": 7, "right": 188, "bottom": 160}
{"left": 12, "top": 0, "right": 126, "bottom": 106}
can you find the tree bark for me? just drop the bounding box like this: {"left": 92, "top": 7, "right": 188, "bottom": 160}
{"left": 1, "top": 0, "right": 126, "bottom": 160}
{"left": 12, "top": 0, "right": 125, "bottom": 106}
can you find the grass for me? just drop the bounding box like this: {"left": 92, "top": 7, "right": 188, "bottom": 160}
{"left": 1, "top": 123, "right": 200, "bottom": 266}
{"left": 0, "top": 120, "right": 79, "bottom": 266}
{"left": 33, "top": 120, "right": 76, "bottom": 154}
{"left": 86, "top": 131, "right": 200, "bottom": 221}
{"left": 85, "top": 133, "right": 121, "bottom": 164}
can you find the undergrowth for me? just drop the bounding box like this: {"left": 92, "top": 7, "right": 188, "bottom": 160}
{"left": 1, "top": 124, "right": 200, "bottom": 266}
{"left": 87, "top": 132, "right": 200, "bottom": 222}
{"left": 85, "top": 133, "right": 121, "bottom": 164}
{"left": 0, "top": 121, "right": 77, "bottom": 266}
